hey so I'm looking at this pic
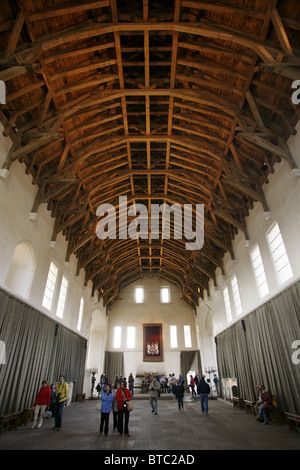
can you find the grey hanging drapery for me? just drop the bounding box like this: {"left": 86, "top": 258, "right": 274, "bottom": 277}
{"left": 103, "top": 351, "right": 124, "bottom": 386}
{"left": 0, "top": 288, "right": 87, "bottom": 416}
{"left": 180, "top": 349, "right": 202, "bottom": 384}
{"left": 216, "top": 280, "right": 300, "bottom": 414}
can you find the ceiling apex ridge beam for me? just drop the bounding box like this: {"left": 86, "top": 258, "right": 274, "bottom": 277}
{"left": 13, "top": 21, "right": 284, "bottom": 64}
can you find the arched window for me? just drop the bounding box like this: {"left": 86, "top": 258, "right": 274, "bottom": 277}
{"left": 5, "top": 241, "right": 36, "bottom": 299}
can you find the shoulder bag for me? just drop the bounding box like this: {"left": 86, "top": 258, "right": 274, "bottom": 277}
{"left": 122, "top": 390, "right": 133, "bottom": 412}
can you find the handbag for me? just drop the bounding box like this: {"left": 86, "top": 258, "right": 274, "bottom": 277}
{"left": 96, "top": 399, "right": 101, "bottom": 411}
{"left": 126, "top": 401, "right": 133, "bottom": 412}
{"left": 122, "top": 390, "right": 133, "bottom": 412}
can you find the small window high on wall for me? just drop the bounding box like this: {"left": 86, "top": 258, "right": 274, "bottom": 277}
{"left": 184, "top": 325, "right": 192, "bottom": 348}
{"left": 114, "top": 326, "right": 121, "bottom": 348}
{"left": 231, "top": 275, "right": 242, "bottom": 316}
{"left": 161, "top": 286, "right": 170, "bottom": 303}
{"left": 127, "top": 327, "right": 135, "bottom": 348}
{"left": 42, "top": 261, "right": 58, "bottom": 310}
{"left": 250, "top": 244, "right": 269, "bottom": 298}
{"left": 77, "top": 297, "right": 84, "bottom": 331}
{"left": 135, "top": 286, "right": 144, "bottom": 303}
{"left": 222, "top": 286, "right": 232, "bottom": 322}
{"left": 266, "top": 221, "right": 293, "bottom": 285}
{"left": 170, "top": 325, "right": 178, "bottom": 348}
{"left": 56, "top": 275, "right": 68, "bottom": 318}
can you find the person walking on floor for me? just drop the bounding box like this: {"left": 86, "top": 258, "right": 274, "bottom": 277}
{"left": 31, "top": 380, "right": 51, "bottom": 429}
{"left": 174, "top": 379, "right": 185, "bottom": 410}
{"left": 53, "top": 375, "right": 70, "bottom": 430}
{"left": 189, "top": 374, "right": 196, "bottom": 396}
{"left": 149, "top": 376, "right": 161, "bottom": 415}
{"left": 99, "top": 383, "right": 113, "bottom": 436}
{"left": 197, "top": 376, "right": 210, "bottom": 415}
{"left": 116, "top": 381, "right": 132, "bottom": 437}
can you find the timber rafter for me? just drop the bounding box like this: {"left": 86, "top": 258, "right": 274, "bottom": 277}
{"left": 1, "top": 0, "right": 299, "bottom": 310}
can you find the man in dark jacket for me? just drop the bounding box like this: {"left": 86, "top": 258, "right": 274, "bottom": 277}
{"left": 197, "top": 376, "right": 210, "bottom": 415}
{"left": 174, "top": 379, "right": 185, "bottom": 410}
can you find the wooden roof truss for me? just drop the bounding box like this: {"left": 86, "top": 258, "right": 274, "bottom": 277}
{"left": 0, "top": 0, "right": 299, "bottom": 310}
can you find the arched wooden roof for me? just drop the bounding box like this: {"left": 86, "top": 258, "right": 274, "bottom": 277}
{"left": 1, "top": 0, "right": 299, "bottom": 310}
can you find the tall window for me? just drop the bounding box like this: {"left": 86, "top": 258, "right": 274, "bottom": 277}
{"left": 184, "top": 325, "right": 192, "bottom": 348}
{"left": 222, "top": 286, "right": 232, "bottom": 322}
{"left": 266, "top": 221, "right": 293, "bottom": 285}
{"left": 170, "top": 325, "right": 178, "bottom": 348}
{"left": 161, "top": 287, "right": 170, "bottom": 303}
{"left": 56, "top": 275, "right": 68, "bottom": 318}
{"left": 231, "top": 275, "right": 242, "bottom": 316}
{"left": 77, "top": 297, "right": 84, "bottom": 331}
{"left": 114, "top": 326, "right": 121, "bottom": 348}
{"left": 250, "top": 244, "right": 269, "bottom": 298}
{"left": 42, "top": 261, "right": 58, "bottom": 310}
{"left": 127, "top": 327, "right": 135, "bottom": 348}
{"left": 135, "top": 286, "right": 144, "bottom": 303}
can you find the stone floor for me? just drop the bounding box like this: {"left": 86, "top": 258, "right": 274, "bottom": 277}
{"left": 0, "top": 395, "right": 299, "bottom": 452}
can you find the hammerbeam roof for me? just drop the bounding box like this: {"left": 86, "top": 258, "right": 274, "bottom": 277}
{"left": 1, "top": 0, "right": 300, "bottom": 310}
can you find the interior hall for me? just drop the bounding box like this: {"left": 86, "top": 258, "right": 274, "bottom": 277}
{"left": 0, "top": 0, "right": 299, "bottom": 452}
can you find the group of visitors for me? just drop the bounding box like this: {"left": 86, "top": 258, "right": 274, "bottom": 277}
{"left": 188, "top": 373, "right": 219, "bottom": 397}
{"left": 31, "top": 375, "right": 70, "bottom": 431}
{"left": 99, "top": 380, "right": 132, "bottom": 437}
{"left": 30, "top": 373, "right": 276, "bottom": 438}
{"left": 144, "top": 373, "right": 185, "bottom": 394}
{"left": 147, "top": 374, "right": 211, "bottom": 415}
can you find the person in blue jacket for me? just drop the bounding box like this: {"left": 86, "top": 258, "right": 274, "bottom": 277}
{"left": 100, "top": 383, "right": 114, "bottom": 435}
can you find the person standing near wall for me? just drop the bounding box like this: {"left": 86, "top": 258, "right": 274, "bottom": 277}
{"left": 52, "top": 375, "right": 70, "bottom": 431}
{"left": 128, "top": 373, "right": 135, "bottom": 396}
{"left": 149, "top": 376, "right": 161, "bottom": 415}
{"left": 31, "top": 380, "right": 51, "bottom": 428}
{"left": 213, "top": 374, "right": 220, "bottom": 396}
{"left": 197, "top": 376, "right": 210, "bottom": 415}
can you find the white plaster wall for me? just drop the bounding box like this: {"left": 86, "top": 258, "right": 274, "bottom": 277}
{"left": 196, "top": 123, "right": 300, "bottom": 375}
{"left": 0, "top": 123, "right": 105, "bottom": 342}
{"left": 106, "top": 277, "right": 197, "bottom": 379}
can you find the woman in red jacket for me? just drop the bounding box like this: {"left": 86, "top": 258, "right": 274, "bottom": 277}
{"left": 31, "top": 380, "right": 51, "bottom": 429}
{"left": 116, "top": 381, "right": 132, "bottom": 437}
